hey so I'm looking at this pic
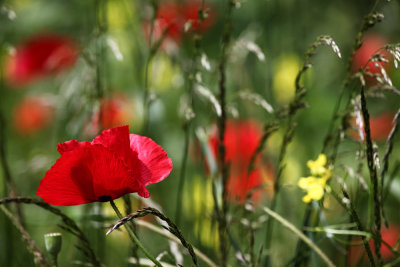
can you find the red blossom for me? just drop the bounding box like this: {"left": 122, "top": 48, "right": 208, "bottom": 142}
{"left": 182, "top": 2, "right": 215, "bottom": 33}
{"left": 349, "top": 112, "right": 395, "bottom": 142}
{"left": 13, "top": 96, "right": 53, "bottom": 135}
{"left": 352, "top": 34, "right": 391, "bottom": 84}
{"left": 209, "top": 120, "right": 262, "bottom": 167}
{"left": 5, "top": 33, "right": 78, "bottom": 87}
{"left": 155, "top": 3, "right": 182, "bottom": 42}
{"left": 143, "top": 1, "right": 215, "bottom": 47}
{"left": 208, "top": 120, "right": 274, "bottom": 203}
{"left": 37, "top": 125, "right": 172, "bottom": 206}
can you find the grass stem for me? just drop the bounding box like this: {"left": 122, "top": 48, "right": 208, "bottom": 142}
{"left": 109, "top": 199, "right": 162, "bottom": 267}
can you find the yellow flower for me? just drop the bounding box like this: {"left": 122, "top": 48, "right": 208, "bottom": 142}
{"left": 307, "top": 154, "right": 328, "bottom": 176}
{"left": 298, "top": 176, "right": 327, "bottom": 203}
{"left": 298, "top": 153, "right": 332, "bottom": 203}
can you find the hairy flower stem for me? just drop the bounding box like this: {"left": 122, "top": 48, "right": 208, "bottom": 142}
{"left": 142, "top": 1, "right": 158, "bottom": 133}
{"left": 142, "top": 55, "right": 154, "bottom": 133}
{"left": 123, "top": 195, "right": 140, "bottom": 266}
{"left": 380, "top": 109, "right": 400, "bottom": 227}
{"left": 109, "top": 200, "right": 162, "bottom": 267}
{"left": 293, "top": 203, "right": 312, "bottom": 266}
{"left": 217, "top": 0, "right": 235, "bottom": 265}
{"left": 360, "top": 86, "right": 383, "bottom": 266}
{"left": 95, "top": 0, "right": 107, "bottom": 101}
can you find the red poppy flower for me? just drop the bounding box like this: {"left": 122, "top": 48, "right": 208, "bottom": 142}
{"left": 155, "top": 3, "right": 182, "bottom": 41}
{"left": 5, "top": 33, "right": 78, "bottom": 87}
{"left": 352, "top": 34, "right": 391, "bottom": 84}
{"left": 143, "top": 1, "right": 215, "bottom": 47}
{"left": 349, "top": 112, "right": 395, "bottom": 142}
{"left": 37, "top": 125, "right": 172, "bottom": 206}
{"left": 209, "top": 120, "right": 262, "bottom": 167}
{"left": 208, "top": 120, "right": 274, "bottom": 203}
{"left": 182, "top": 1, "right": 215, "bottom": 33}
{"left": 13, "top": 96, "right": 54, "bottom": 135}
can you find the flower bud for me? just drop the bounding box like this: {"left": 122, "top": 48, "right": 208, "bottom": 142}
{"left": 44, "top": 232, "right": 62, "bottom": 259}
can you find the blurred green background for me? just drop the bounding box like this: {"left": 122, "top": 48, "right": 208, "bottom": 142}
{"left": 1, "top": 0, "right": 400, "bottom": 266}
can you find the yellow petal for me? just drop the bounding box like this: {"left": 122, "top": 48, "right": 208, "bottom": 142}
{"left": 307, "top": 184, "right": 324, "bottom": 201}
{"left": 316, "top": 154, "right": 327, "bottom": 166}
{"left": 307, "top": 154, "right": 328, "bottom": 176}
{"left": 298, "top": 176, "right": 316, "bottom": 189}
{"left": 302, "top": 194, "right": 312, "bottom": 203}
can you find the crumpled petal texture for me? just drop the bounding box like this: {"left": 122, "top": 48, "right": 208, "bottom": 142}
{"left": 37, "top": 125, "right": 172, "bottom": 206}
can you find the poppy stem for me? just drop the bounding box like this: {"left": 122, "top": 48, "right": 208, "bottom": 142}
{"left": 109, "top": 199, "right": 162, "bottom": 267}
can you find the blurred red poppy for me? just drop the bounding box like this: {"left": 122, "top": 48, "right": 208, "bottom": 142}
{"left": 13, "top": 96, "right": 53, "bottom": 135}
{"left": 347, "top": 225, "right": 400, "bottom": 265}
{"left": 352, "top": 34, "right": 391, "bottom": 84}
{"left": 37, "top": 125, "right": 172, "bottom": 206}
{"left": 100, "top": 95, "right": 133, "bottom": 130}
{"left": 83, "top": 94, "right": 136, "bottom": 137}
{"left": 349, "top": 112, "right": 395, "bottom": 142}
{"left": 182, "top": 2, "right": 215, "bottom": 33}
{"left": 5, "top": 33, "right": 78, "bottom": 87}
{"left": 208, "top": 120, "right": 274, "bottom": 203}
{"left": 155, "top": 2, "right": 182, "bottom": 42}
{"left": 143, "top": 1, "right": 215, "bottom": 47}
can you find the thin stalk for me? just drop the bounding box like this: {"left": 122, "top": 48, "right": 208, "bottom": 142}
{"left": 109, "top": 200, "right": 162, "bottom": 267}
{"left": 0, "top": 197, "right": 100, "bottom": 266}
{"left": 142, "top": 1, "right": 158, "bottom": 133}
{"left": 174, "top": 121, "right": 190, "bottom": 226}
{"left": 360, "top": 86, "right": 382, "bottom": 266}
{"left": 134, "top": 219, "right": 217, "bottom": 267}
{"left": 264, "top": 35, "right": 340, "bottom": 266}
{"left": 380, "top": 109, "right": 400, "bottom": 226}
{"left": 0, "top": 45, "right": 25, "bottom": 265}
{"left": 0, "top": 205, "right": 50, "bottom": 267}
{"left": 107, "top": 206, "right": 198, "bottom": 266}
{"left": 263, "top": 110, "right": 295, "bottom": 267}
{"left": 216, "top": 0, "right": 235, "bottom": 265}
{"left": 331, "top": 188, "right": 376, "bottom": 266}
{"left": 142, "top": 56, "right": 154, "bottom": 132}
{"left": 175, "top": 0, "right": 206, "bottom": 226}
{"left": 323, "top": 7, "right": 385, "bottom": 161}
{"left": 293, "top": 203, "right": 313, "bottom": 267}
{"left": 123, "top": 194, "right": 139, "bottom": 266}
{"left": 92, "top": 0, "right": 108, "bottom": 261}
{"left": 263, "top": 207, "right": 335, "bottom": 267}
{"left": 95, "top": 0, "right": 107, "bottom": 101}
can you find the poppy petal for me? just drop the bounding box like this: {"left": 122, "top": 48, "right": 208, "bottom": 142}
{"left": 129, "top": 134, "right": 173, "bottom": 186}
{"left": 37, "top": 146, "right": 97, "bottom": 206}
{"left": 37, "top": 144, "right": 148, "bottom": 206}
{"left": 57, "top": 140, "right": 91, "bottom": 154}
{"left": 92, "top": 125, "right": 134, "bottom": 166}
